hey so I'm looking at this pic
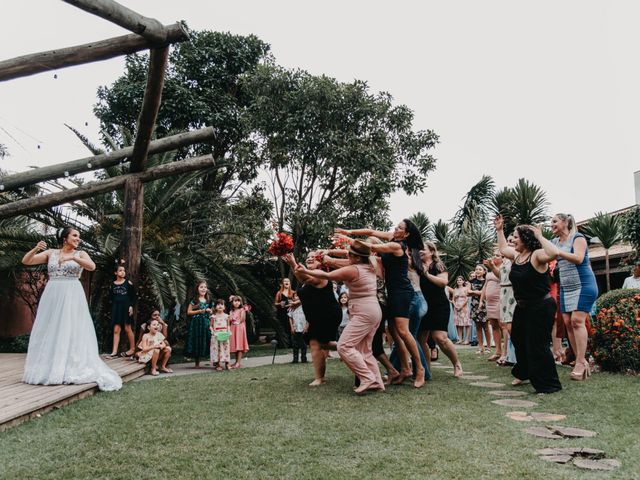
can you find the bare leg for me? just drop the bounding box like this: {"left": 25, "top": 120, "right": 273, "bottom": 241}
{"left": 377, "top": 352, "right": 400, "bottom": 382}
{"left": 418, "top": 330, "right": 431, "bottom": 371}
{"left": 159, "top": 347, "right": 173, "bottom": 371}
{"left": 455, "top": 326, "right": 463, "bottom": 343}
{"left": 111, "top": 325, "right": 121, "bottom": 356}
{"left": 474, "top": 322, "right": 484, "bottom": 353}
{"left": 388, "top": 319, "right": 412, "bottom": 376}
{"left": 124, "top": 324, "right": 135, "bottom": 355}
{"left": 309, "top": 340, "right": 326, "bottom": 386}
{"left": 235, "top": 351, "right": 244, "bottom": 368}
{"left": 551, "top": 322, "right": 563, "bottom": 362}
{"left": 432, "top": 331, "right": 462, "bottom": 377}
{"left": 394, "top": 317, "right": 425, "bottom": 388}
{"left": 150, "top": 349, "right": 160, "bottom": 375}
{"left": 562, "top": 313, "right": 576, "bottom": 363}
{"left": 489, "top": 318, "right": 502, "bottom": 357}
{"left": 500, "top": 323, "right": 509, "bottom": 359}
{"left": 570, "top": 311, "right": 589, "bottom": 372}
{"left": 482, "top": 323, "right": 491, "bottom": 351}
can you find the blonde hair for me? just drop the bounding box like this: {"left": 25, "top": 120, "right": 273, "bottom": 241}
{"left": 555, "top": 213, "right": 577, "bottom": 236}
{"left": 366, "top": 236, "right": 382, "bottom": 277}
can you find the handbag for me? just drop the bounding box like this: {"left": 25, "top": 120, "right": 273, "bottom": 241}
{"left": 215, "top": 331, "right": 231, "bottom": 342}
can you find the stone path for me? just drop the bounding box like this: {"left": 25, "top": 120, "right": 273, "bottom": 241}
{"left": 456, "top": 353, "right": 621, "bottom": 473}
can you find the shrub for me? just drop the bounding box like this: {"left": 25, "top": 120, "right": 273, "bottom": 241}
{"left": 0, "top": 334, "right": 30, "bottom": 353}
{"left": 592, "top": 289, "right": 640, "bottom": 373}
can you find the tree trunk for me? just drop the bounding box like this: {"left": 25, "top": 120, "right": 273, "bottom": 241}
{"left": 122, "top": 177, "right": 144, "bottom": 328}
{"left": 605, "top": 249, "right": 611, "bottom": 292}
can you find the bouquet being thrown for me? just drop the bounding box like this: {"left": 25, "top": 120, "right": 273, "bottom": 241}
{"left": 268, "top": 232, "right": 295, "bottom": 257}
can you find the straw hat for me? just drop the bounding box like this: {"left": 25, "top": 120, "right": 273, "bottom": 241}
{"left": 347, "top": 239, "right": 372, "bottom": 257}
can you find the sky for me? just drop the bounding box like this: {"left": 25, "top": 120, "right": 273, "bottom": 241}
{"left": 1, "top": 0, "right": 639, "bottom": 225}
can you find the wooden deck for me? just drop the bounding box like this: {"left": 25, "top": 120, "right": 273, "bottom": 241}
{"left": 0, "top": 353, "right": 145, "bottom": 431}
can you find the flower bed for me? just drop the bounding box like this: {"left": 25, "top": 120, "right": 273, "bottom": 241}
{"left": 592, "top": 289, "right": 640, "bottom": 373}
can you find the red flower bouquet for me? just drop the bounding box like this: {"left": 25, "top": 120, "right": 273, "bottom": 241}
{"left": 332, "top": 236, "right": 351, "bottom": 250}
{"left": 268, "top": 233, "right": 294, "bottom": 257}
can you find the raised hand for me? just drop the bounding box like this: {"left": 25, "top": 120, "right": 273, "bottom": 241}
{"left": 35, "top": 240, "right": 47, "bottom": 252}
{"left": 334, "top": 227, "right": 351, "bottom": 236}
{"left": 494, "top": 215, "right": 504, "bottom": 231}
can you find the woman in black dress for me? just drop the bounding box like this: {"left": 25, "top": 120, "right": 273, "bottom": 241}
{"left": 108, "top": 264, "right": 136, "bottom": 358}
{"left": 495, "top": 215, "right": 562, "bottom": 394}
{"left": 283, "top": 252, "right": 341, "bottom": 386}
{"left": 274, "top": 278, "right": 295, "bottom": 347}
{"left": 418, "top": 242, "right": 463, "bottom": 378}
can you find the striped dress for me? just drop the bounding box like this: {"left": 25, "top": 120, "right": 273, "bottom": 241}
{"left": 553, "top": 233, "right": 598, "bottom": 313}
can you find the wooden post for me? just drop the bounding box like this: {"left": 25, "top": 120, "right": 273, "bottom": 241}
{"left": 62, "top": 0, "right": 168, "bottom": 43}
{"left": 122, "top": 177, "right": 144, "bottom": 287}
{"left": 0, "top": 127, "right": 215, "bottom": 192}
{"left": 130, "top": 47, "right": 169, "bottom": 172}
{"left": 0, "top": 23, "right": 188, "bottom": 82}
{"left": 0, "top": 155, "right": 216, "bottom": 219}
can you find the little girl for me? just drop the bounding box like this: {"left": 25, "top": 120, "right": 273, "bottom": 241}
{"left": 229, "top": 295, "right": 249, "bottom": 369}
{"left": 137, "top": 319, "right": 172, "bottom": 376}
{"left": 109, "top": 264, "right": 136, "bottom": 358}
{"left": 186, "top": 280, "right": 212, "bottom": 368}
{"left": 210, "top": 299, "right": 231, "bottom": 371}
{"left": 337, "top": 292, "right": 350, "bottom": 338}
{"left": 449, "top": 276, "right": 470, "bottom": 344}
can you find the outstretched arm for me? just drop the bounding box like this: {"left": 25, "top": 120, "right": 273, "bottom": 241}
{"left": 335, "top": 227, "right": 393, "bottom": 242}
{"left": 296, "top": 264, "right": 358, "bottom": 284}
{"left": 22, "top": 241, "right": 50, "bottom": 266}
{"left": 531, "top": 226, "right": 560, "bottom": 265}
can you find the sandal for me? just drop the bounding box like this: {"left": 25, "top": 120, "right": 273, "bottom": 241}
{"left": 487, "top": 354, "right": 500, "bottom": 361}
{"left": 496, "top": 356, "right": 507, "bottom": 366}
{"left": 120, "top": 350, "right": 134, "bottom": 358}
{"left": 160, "top": 367, "right": 174, "bottom": 374}
{"left": 150, "top": 370, "right": 159, "bottom": 376}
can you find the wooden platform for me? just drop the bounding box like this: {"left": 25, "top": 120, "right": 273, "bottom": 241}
{"left": 0, "top": 353, "right": 145, "bottom": 431}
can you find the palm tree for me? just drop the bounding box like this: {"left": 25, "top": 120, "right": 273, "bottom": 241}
{"left": 509, "top": 178, "right": 549, "bottom": 226}
{"left": 582, "top": 212, "right": 623, "bottom": 292}
{"left": 432, "top": 219, "right": 450, "bottom": 244}
{"left": 438, "top": 233, "right": 476, "bottom": 284}
{"left": 490, "top": 187, "right": 516, "bottom": 235}
{"left": 453, "top": 175, "right": 495, "bottom": 234}
{"left": 409, "top": 212, "right": 431, "bottom": 240}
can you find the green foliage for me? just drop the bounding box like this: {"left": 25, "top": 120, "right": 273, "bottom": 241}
{"left": 246, "top": 65, "right": 437, "bottom": 254}
{"left": 508, "top": 178, "right": 549, "bottom": 225}
{"left": 409, "top": 212, "right": 431, "bottom": 240}
{"left": 592, "top": 289, "right": 640, "bottom": 373}
{"left": 0, "top": 334, "right": 30, "bottom": 352}
{"left": 582, "top": 212, "right": 623, "bottom": 249}
{"left": 432, "top": 219, "right": 450, "bottom": 244}
{"left": 453, "top": 175, "right": 495, "bottom": 234}
{"left": 622, "top": 205, "right": 640, "bottom": 258}
{"left": 439, "top": 233, "right": 477, "bottom": 284}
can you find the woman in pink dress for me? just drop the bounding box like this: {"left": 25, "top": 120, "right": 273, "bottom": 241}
{"left": 295, "top": 240, "right": 383, "bottom": 395}
{"left": 480, "top": 256, "right": 503, "bottom": 361}
{"left": 228, "top": 295, "right": 249, "bottom": 368}
{"left": 448, "top": 276, "right": 470, "bottom": 344}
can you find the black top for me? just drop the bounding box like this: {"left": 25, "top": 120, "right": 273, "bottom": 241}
{"left": 110, "top": 280, "right": 136, "bottom": 307}
{"left": 380, "top": 241, "right": 413, "bottom": 295}
{"left": 419, "top": 262, "right": 448, "bottom": 306}
{"left": 509, "top": 256, "right": 550, "bottom": 302}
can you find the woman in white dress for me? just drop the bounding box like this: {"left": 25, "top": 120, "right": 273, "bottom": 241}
{"left": 21, "top": 227, "right": 122, "bottom": 391}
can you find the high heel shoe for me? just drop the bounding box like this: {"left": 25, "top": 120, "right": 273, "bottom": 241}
{"left": 570, "top": 362, "right": 589, "bottom": 381}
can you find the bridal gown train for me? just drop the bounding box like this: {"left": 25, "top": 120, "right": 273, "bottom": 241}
{"left": 22, "top": 249, "right": 122, "bottom": 391}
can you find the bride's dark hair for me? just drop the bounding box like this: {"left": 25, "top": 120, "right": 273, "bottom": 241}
{"left": 57, "top": 226, "right": 75, "bottom": 247}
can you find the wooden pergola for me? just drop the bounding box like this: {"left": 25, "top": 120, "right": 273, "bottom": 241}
{"left": 0, "top": 0, "right": 219, "bottom": 286}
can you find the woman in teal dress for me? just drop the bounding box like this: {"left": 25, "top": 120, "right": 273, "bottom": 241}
{"left": 185, "top": 280, "right": 212, "bottom": 368}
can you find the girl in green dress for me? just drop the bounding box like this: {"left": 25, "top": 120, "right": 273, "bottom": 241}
{"left": 185, "top": 280, "right": 212, "bottom": 368}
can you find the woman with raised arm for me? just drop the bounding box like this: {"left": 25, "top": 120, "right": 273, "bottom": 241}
{"left": 551, "top": 213, "right": 598, "bottom": 381}
{"left": 495, "top": 215, "right": 562, "bottom": 394}
{"left": 21, "top": 227, "right": 122, "bottom": 391}
{"left": 296, "top": 240, "right": 384, "bottom": 395}
{"left": 335, "top": 219, "right": 426, "bottom": 389}
{"left": 283, "top": 252, "right": 342, "bottom": 387}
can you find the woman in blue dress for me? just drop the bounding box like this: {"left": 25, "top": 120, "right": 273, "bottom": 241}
{"left": 551, "top": 213, "right": 598, "bottom": 381}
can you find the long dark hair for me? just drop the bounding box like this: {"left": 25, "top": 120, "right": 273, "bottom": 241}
{"left": 191, "top": 280, "right": 211, "bottom": 305}
{"left": 403, "top": 218, "right": 425, "bottom": 276}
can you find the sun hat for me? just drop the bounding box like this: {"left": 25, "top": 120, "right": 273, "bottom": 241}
{"left": 347, "top": 239, "right": 372, "bottom": 257}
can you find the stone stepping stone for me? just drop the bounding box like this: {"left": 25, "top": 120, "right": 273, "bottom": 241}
{"left": 488, "top": 390, "right": 528, "bottom": 397}
{"left": 491, "top": 399, "right": 539, "bottom": 408}
{"left": 525, "top": 427, "right": 563, "bottom": 439}
{"left": 470, "top": 381, "right": 505, "bottom": 388}
{"left": 430, "top": 365, "right": 450, "bottom": 369}
{"left": 549, "top": 426, "right": 597, "bottom": 438}
{"left": 573, "top": 459, "right": 621, "bottom": 471}
{"left": 461, "top": 375, "right": 489, "bottom": 380}
{"left": 431, "top": 361, "right": 442, "bottom": 366}
{"left": 535, "top": 447, "right": 604, "bottom": 458}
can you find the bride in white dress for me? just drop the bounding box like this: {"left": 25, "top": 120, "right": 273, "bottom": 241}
{"left": 21, "top": 227, "right": 122, "bottom": 391}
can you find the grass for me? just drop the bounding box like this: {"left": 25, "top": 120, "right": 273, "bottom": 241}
{"left": 168, "top": 343, "right": 291, "bottom": 364}
{"left": 0, "top": 349, "right": 638, "bottom": 479}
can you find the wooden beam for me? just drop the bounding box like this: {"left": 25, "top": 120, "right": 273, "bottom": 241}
{"left": 0, "top": 155, "right": 215, "bottom": 219}
{"left": 0, "top": 22, "right": 188, "bottom": 82}
{"left": 0, "top": 127, "right": 214, "bottom": 192}
{"left": 130, "top": 47, "right": 169, "bottom": 173}
{"left": 62, "top": 0, "right": 167, "bottom": 43}
{"left": 122, "top": 177, "right": 144, "bottom": 288}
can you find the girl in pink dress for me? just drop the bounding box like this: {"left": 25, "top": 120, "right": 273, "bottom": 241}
{"left": 480, "top": 257, "right": 503, "bottom": 361}
{"left": 294, "top": 240, "right": 383, "bottom": 395}
{"left": 229, "top": 295, "right": 249, "bottom": 368}
{"left": 448, "top": 276, "right": 470, "bottom": 344}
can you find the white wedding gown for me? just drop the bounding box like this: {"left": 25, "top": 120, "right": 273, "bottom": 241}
{"left": 22, "top": 250, "right": 122, "bottom": 391}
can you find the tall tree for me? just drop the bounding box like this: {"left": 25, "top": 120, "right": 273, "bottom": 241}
{"left": 245, "top": 66, "right": 438, "bottom": 256}
{"left": 583, "top": 212, "right": 623, "bottom": 292}
{"left": 453, "top": 175, "right": 495, "bottom": 234}
{"left": 622, "top": 206, "right": 640, "bottom": 260}
{"left": 432, "top": 219, "right": 450, "bottom": 244}
{"left": 509, "top": 178, "right": 549, "bottom": 225}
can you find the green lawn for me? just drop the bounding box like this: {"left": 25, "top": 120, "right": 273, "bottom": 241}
{"left": 0, "top": 350, "right": 637, "bottom": 479}
{"left": 169, "top": 343, "right": 291, "bottom": 364}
